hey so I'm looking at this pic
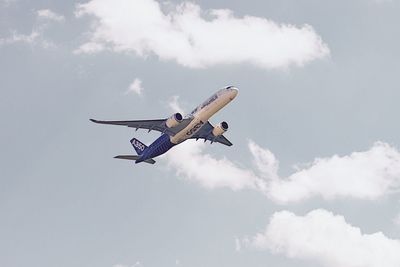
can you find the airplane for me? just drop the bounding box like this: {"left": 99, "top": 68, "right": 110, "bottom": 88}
{"left": 90, "top": 86, "right": 239, "bottom": 164}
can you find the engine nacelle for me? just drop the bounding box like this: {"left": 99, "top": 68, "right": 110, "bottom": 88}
{"left": 165, "top": 113, "right": 183, "bottom": 128}
{"left": 212, "top": 121, "right": 228, "bottom": 136}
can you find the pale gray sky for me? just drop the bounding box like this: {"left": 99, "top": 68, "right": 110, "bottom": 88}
{"left": 1, "top": 1, "right": 400, "bottom": 267}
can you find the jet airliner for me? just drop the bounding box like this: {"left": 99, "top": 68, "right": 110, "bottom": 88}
{"left": 91, "top": 86, "right": 238, "bottom": 164}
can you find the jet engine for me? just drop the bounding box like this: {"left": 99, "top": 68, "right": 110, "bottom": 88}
{"left": 165, "top": 112, "right": 183, "bottom": 128}
{"left": 212, "top": 121, "right": 228, "bottom": 136}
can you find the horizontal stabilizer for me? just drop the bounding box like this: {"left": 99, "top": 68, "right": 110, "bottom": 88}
{"left": 114, "top": 155, "right": 156, "bottom": 164}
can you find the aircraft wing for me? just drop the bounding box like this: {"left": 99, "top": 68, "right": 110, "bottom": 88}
{"left": 90, "top": 118, "right": 193, "bottom": 136}
{"left": 190, "top": 121, "right": 233, "bottom": 146}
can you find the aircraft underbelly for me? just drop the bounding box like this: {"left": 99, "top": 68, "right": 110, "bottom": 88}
{"left": 138, "top": 134, "right": 175, "bottom": 162}
{"left": 170, "top": 117, "right": 206, "bottom": 144}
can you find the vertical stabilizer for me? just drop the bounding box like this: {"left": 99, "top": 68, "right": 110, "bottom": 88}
{"left": 130, "top": 138, "right": 147, "bottom": 155}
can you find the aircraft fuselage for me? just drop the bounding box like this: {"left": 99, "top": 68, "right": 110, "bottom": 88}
{"left": 135, "top": 87, "right": 238, "bottom": 163}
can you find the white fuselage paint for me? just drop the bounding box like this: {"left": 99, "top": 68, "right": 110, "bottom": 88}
{"left": 170, "top": 87, "right": 238, "bottom": 144}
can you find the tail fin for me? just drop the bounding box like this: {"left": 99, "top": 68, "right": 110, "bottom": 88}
{"left": 130, "top": 138, "right": 147, "bottom": 155}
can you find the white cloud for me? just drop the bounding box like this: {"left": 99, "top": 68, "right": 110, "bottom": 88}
{"left": 73, "top": 42, "right": 104, "bottom": 54}
{"left": 165, "top": 136, "right": 400, "bottom": 203}
{"left": 74, "top": 0, "right": 329, "bottom": 69}
{"left": 262, "top": 141, "right": 400, "bottom": 203}
{"left": 0, "top": 29, "right": 55, "bottom": 48}
{"left": 126, "top": 78, "right": 144, "bottom": 96}
{"left": 0, "top": 30, "right": 39, "bottom": 45}
{"left": 37, "top": 9, "right": 65, "bottom": 22}
{"left": 168, "top": 95, "right": 185, "bottom": 114}
{"left": 166, "top": 141, "right": 263, "bottom": 191}
{"left": 251, "top": 209, "right": 400, "bottom": 267}
{"left": 1, "top": 9, "right": 63, "bottom": 48}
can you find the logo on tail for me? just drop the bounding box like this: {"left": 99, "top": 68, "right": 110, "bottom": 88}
{"left": 130, "top": 138, "right": 147, "bottom": 155}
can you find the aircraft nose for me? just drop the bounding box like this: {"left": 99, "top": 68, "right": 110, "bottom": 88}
{"left": 229, "top": 87, "right": 238, "bottom": 99}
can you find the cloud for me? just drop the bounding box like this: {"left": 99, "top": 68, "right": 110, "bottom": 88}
{"left": 74, "top": 0, "right": 329, "bottom": 69}
{"left": 73, "top": 42, "right": 104, "bottom": 54}
{"left": 166, "top": 141, "right": 263, "bottom": 190}
{"left": 126, "top": 78, "right": 144, "bottom": 96}
{"left": 0, "top": 30, "right": 39, "bottom": 45}
{"left": 167, "top": 95, "right": 185, "bottom": 115}
{"left": 251, "top": 209, "right": 400, "bottom": 267}
{"left": 262, "top": 141, "right": 400, "bottom": 203}
{"left": 1, "top": 8, "right": 63, "bottom": 48}
{"left": 37, "top": 9, "right": 65, "bottom": 22}
{"left": 0, "top": 30, "right": 55, "bottom": 48}
{"left": 165, "top": 136, "right": 400, "bottom": 203}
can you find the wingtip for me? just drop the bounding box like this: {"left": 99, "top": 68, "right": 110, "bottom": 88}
{"left": 90, "top": 119, "right": 98, "bottom": 123}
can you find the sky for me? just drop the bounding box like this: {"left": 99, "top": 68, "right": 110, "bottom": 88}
{"left": 1, "top": 0, "right": 400, "bottom": 267}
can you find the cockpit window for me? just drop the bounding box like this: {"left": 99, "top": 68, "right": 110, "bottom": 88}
{"left": 226, "top": 86, "right": 234, "bottom": 90}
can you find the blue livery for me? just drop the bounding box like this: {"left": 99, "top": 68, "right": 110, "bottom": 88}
{"left": 134, "top": 134, "right": 175, "bottom": 164}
